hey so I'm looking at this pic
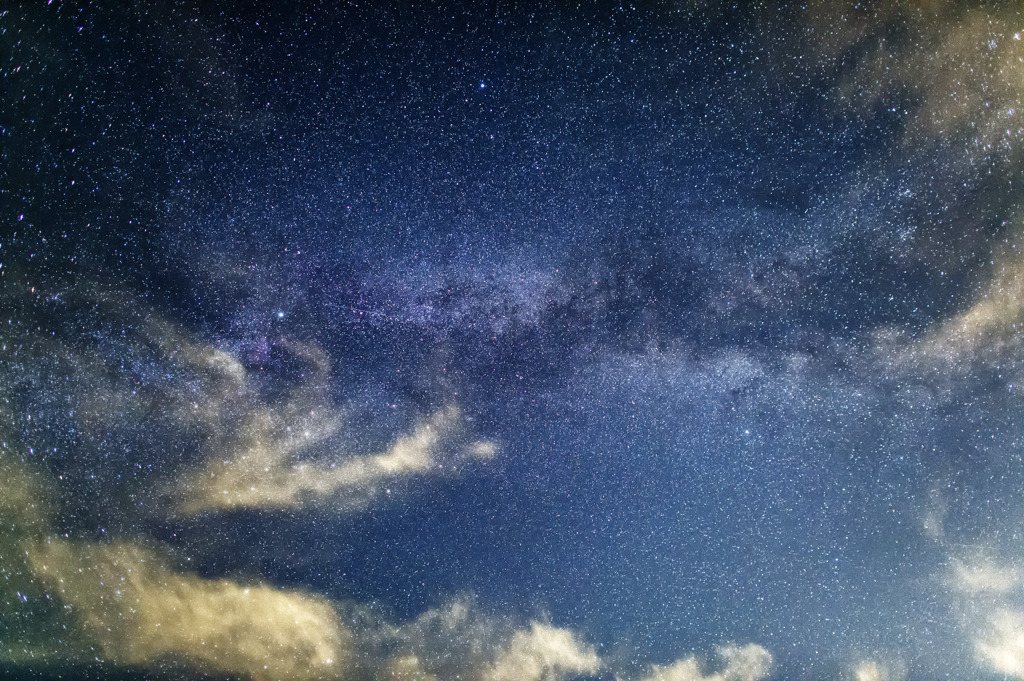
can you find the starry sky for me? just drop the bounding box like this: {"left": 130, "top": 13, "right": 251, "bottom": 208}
{"left": 2, "top": 2, "right": 1024, "bottom": 680}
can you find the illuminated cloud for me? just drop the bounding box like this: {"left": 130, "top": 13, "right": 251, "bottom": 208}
{"left": 176, "top": 403, "right": 497, "bottom": 514}
{"left": 380, "top": 654, "right": 440, "bottom": 681}
{"left": 852, "top": 660, "right": 907, "bottom": 681}
{"left": 853, "top": 662, "right": 883, "bottom": 681}
{"left": 0, "top": 442, "right": 354, "bottom": 680}
{"left": 976, "top": 609, "right": 1024, "bottom": 678}
{"left": 0, "top": 444, "right": 52, "bottom": 536}
{"left": 4, "top": 286, "right": 500, "bottom": 519}
{"left": 953, "top": 558, "right": 1021, "bottom": 594}
{"left": 638, "top": 644, "right": 772, "bottom": 681}
{"left": 946, "top": 553, "right": 1024, "bottom": 679}
{"left": 876, "top": 257, "right": 1024, "bottom": 377}
{"left": 393, "top": 596, "right": 500, "bottom": 671}
{"left": 0, "top": 442, "right": 59, "bottom": 658}
{"left": 808, "top": 5, "right": 1024, "bottom": 148}
{"left": 30, "top": 293, "right": 503, "bottom": 517}
{"left": 27, "top": 538, "right": 352, "bottom": 680}
{"left": 483, "top": 622, "right": 600, "bottom": 681}
{"left": 912, "top": 259, "right": 1024, "bottom": 366}
{"left": 387, "top": 599, "right": 599, "bottom": 681}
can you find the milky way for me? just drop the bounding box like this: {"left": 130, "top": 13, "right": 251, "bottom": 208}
{"left": 3, "top": 3, "right": 1024, "bottom": 680}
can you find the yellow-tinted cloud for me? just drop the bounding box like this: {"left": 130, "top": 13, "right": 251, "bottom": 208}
{"left": 176, "top": 404, "right": 497, "bottom": 514}
{"left": 0, "top": 446, "right": 52, "bottom": 536}
{"left": 484, "top": 622, "right": 600, "bottom": 681}
{"left": 372, "top": 602, "right": 602, "bottom": 681}
{"left": 913, "top": 259, "right": 1024, "bottom": 366}
{"left": 854, "top": 662, "right": 883, "bottom": 681}
{"left": 808, "top": 5, "right": 1024, "bottom": 148}
{"left": 381, "top": 654, "right": 440, "bottom": 681}
{"left": 639, "top": 643, "right": 772, "bottom": 681}
{"left": 877, "top": 257, "right": 1024, "bottom": 375}
{"left": 976, "top": 608, "right": 1024, "bottom": 678}
{"left": 27, "top": 538, "right": 352, "bottom": 680}
{"left": 953, "top": 557, "right": 1020, "bottom": 594}
{"left": 853, "top": 660, "right": 907, "bottom": 681}
{"left": 0, "top": 442, "right": 60, "bottom": 662}
{"left": 0, "top": 442, "right": 354, "bottom": 679}
{"left": 944, "top": 552, "right": 1024, "bottom": 679}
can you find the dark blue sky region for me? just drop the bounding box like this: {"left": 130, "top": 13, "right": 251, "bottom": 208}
{"left": 3, "top": 2, "right": 1024, "bottom": 680}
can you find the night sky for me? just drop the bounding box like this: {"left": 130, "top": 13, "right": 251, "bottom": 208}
{"left": 2, "top": 2, "right": 1024, "bottom": 680}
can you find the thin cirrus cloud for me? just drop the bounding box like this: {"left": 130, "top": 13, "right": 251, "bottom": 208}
{"left": 0, "top": 283, "right": 499, "bottom": 519}
{"left": 2, "top": 441, "right": 733, "bottom": 681}
{"left": 948, "top": 553, "right": 1024, "bottom": 678}
{"left": 806, "top": 4, "right": 1024, "bottom": 149}
{"left": 1, "top": 443, "right": 351, "bottom": 679}
{"left": 173, "top": 402, "right": 497, "bottom": 515}
{"left": 873, "top": 253, "right": 1024, "bottom": 380}
{"left": 637, "top": 644, "right": 773, "bottom": 681}
{"left": 158, "top": 329, "right": 498, "bottom": 516}
{"left": 483, "top": 622, "right": 601, "bottom": 681}
{"left": 910, "top": 258, "right": 1024, "bottom": 368}
{"left": 26, "top": 538, "right": 353, "bottom": 679}
{"left": 0, "top": 314, "right": 769, "bottom": 679}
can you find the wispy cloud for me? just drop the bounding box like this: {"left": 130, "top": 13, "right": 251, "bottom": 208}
{"left": 947, "top": 552, "right": 1024, "bottom": 678}
{"left": 976, "top": 609, "right": 1024, "bottom": 678}
{"left": 808, "top": 5, "right": 1024, "bottom": 150}
{"left": 27, "top": 539, "right": 351, "bottom": 680}
{"left": 175, "top": 403, "right": 496, "bottom": 514}
{"left": 874, "top": 254, "right": 1024, "bottom": 385}
{"left": 637, "top": 643, "right": 772, "bottom": 681}
{"left": 484, "top": 622, "right": 601, "bottom": 681}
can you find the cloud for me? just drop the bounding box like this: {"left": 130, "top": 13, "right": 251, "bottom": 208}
{"left": 391, "top": 596, "right": 504, "bottom": 674}
{"left": 852, "top": 660, "right": 906, "bottom": 681}
{"left": 807, "top": 5, "right": 1024, "bottom": 149}
{"left": 976, "top": 609, "right": 1024, "bottom": 678}
{"left": 854, "top": 662, "right": 883, "bottom": 681}
{"left": 385, "top": 598, "right": 600, "bottom": 681}
{"left": 0, "top": 444, "right": 52, "bottom": 537}
{"left": 953, "top": 558, "right": 1021, "bottom": 595}
{"left": 484, "top": 622, "right": 601, "bottom": 681}
{"left": 638, "top": 643, "right": 772, "bottom": 681}
{"left": 0, "top": 284, "right": 497, "bottom": 519}
{"left": 911, "top": 258, "right": 1024, "bottom": 366}
{"left": 0, "top": 436, "right": 354, "bottom": 680}
{"left": 0, "top": 441, "right": 59, "bottom": 656}
{"left": 875, "top": 256, "right": 1024, "bottom": 381}
{"left": 26, "top": 538, "right": 352, "bottom": 679}
{"left": 945, "top": 553, "right": 1024, "bottom": 679}
{"left": 174, "top": 403, "right": 497, "bottom": 515}
{"left": 380, "top": 624, "right": 772, "bottom": 681}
